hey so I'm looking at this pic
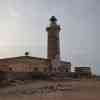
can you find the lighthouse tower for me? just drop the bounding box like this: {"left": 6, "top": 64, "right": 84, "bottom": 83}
{"left": 46, "top": 16, "right": 61, "bottom": 60}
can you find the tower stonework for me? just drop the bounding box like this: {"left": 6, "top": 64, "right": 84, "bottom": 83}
{"left": 46, "top": 16, "right": 61, "bottom": 60}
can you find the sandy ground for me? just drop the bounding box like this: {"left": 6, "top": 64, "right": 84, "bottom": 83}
{"left": 0, "top": 79, "right": 100, "bottom": 100}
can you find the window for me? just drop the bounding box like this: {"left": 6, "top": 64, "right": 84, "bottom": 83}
{"left": 44, "top": 68, "right": 48, "bottom": 72}
{"left": 66, "top": 69, "right": 68, "bottom": 72}
{"left": 9, "top": 67, "right": 12, "bottom": 71}
{"left": 34, "top": 67, "right": 38, "bottom": 72}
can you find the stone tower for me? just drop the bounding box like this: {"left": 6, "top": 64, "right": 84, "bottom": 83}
{"left": 46, "top": 16, "right": 61, "bottom": 60}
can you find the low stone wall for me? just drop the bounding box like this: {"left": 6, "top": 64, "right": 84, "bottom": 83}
{"left": 0, "top": 72, "right": 49, "bottom": 80}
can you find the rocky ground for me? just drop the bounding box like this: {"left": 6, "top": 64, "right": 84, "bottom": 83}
{"left": 0, "top": 79, "right": 100, "bottom": 100}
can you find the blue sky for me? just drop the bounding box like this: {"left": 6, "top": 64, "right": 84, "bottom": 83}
{"left": 0, "top": 0, "right": 99, "bottom": 75}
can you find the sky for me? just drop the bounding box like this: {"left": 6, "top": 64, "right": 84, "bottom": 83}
{"left": 0, "top": 0, "right": 99, "bottom": 74}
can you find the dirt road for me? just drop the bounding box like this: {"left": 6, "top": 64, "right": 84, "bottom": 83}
{"left": 0, "top": 80, "right": 100, "bottom": 100}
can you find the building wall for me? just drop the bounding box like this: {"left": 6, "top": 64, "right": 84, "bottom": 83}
{"left": 58, "top": 61, "right": 71, "bottom": 72}
{"left": 74, "top": 67, "right": 92, "bottom": 78}
{"left": 0, "top": 56, "right": 50, "bottom": 80}
{"left": 0, "top": 63, "right": 9, "bottom": 71}
{"left": 75, "top": 67, "right": 91, "bottom": 73}
{"left": 51, "top": 58, "right": 71, "bottom": 73}
{"left": 9, "top": 62, "right": 49, "bottom": 73}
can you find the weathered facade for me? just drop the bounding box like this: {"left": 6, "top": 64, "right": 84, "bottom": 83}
{"left": 0, "top": 56, "right": 51, "bottom": 80}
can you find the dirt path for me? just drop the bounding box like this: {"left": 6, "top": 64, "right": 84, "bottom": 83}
{"left": 0, "top": 80, "right": 48, "bottom": 95}
{"left": 0, "top": 80, "right": 100, "bottom": 100}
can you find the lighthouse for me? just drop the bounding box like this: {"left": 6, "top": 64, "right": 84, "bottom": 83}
{"left": 46, "top": 16, "right": 61, "bottom": 60}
